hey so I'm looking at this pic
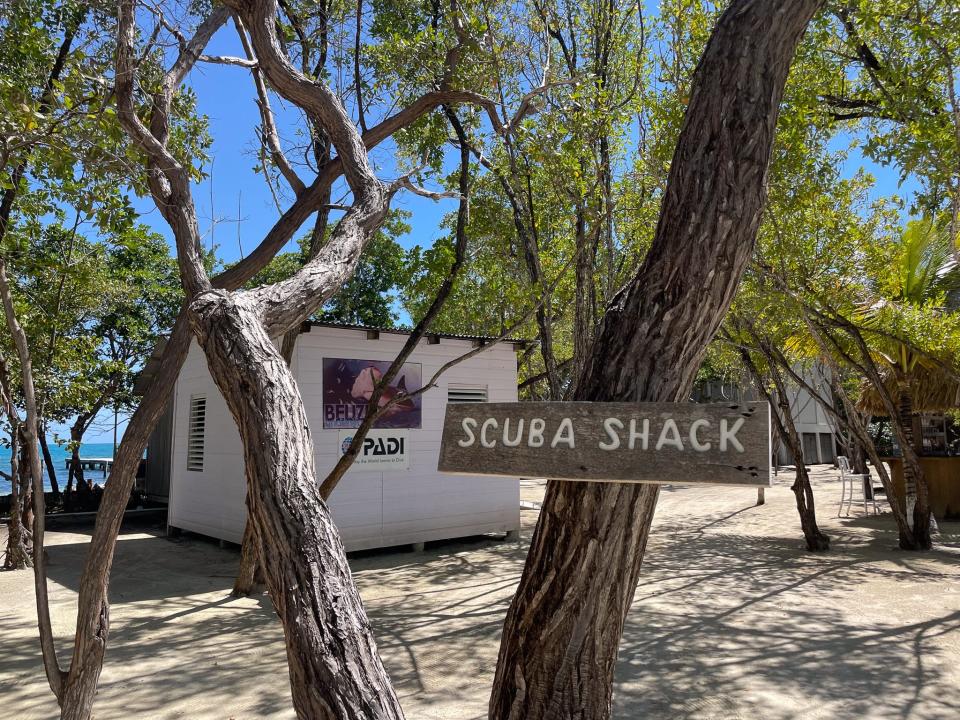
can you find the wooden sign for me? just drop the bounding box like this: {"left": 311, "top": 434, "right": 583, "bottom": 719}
{"left": 438, "top": 401, "right": 771, "bottom": 486}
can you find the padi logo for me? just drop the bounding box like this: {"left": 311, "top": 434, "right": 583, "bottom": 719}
{"left": 361, "top": 435, "right": 405, "bottom": 457}
{"left": 340, "top": 434, "right": 405, "bottom": 457}
{"left": 338, "top": 430, "right": 409, "bottom": 470}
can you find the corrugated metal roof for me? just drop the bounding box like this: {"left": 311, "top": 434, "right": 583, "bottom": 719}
{"left": 302, "top": 320, "right": 530, "bottom": 345}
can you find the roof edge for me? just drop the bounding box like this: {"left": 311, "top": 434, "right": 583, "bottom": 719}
{"left": 301, "top": 320, "right": 531, "bottom": 346}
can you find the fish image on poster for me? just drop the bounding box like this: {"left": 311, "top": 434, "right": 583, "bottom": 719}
{"left": 322, "top": 358, "right": 422, "bottom": 429}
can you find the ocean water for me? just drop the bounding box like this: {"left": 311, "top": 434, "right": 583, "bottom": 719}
{"left": 0, "top": 442, "right": 117, "bottom": 495}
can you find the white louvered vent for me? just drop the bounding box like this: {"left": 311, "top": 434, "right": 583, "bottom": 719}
{"left": 187, "top": 395, "right": 206, "bottom": 472}
{"left": 448, "top": 386, "right": 488, "bottom": 403}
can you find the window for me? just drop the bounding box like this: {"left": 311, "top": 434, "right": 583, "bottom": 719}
{"left": 447, "top": 386, "right": 488, "bottom": 403}
{"left": 187, "top": 395, "right": 206, "bottom": 472}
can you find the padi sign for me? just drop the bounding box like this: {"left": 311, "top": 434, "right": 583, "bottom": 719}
{"left": 438, "top": 402, "right": 770, "bottom": 486}
{"left": 338, "top": 429, "right": 410, "bottom": 471}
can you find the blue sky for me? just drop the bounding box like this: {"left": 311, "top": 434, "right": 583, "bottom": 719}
{"left": 131, "top": 25, "right": 456, "bottom": 266}
{"left": 78, "top": 21, "right": 917, "bottom": 443}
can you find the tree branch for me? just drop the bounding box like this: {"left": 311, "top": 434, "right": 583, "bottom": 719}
{"left": 0, "top": 256, "right": 64, "bottom": 698}
{"left": 198, "top": 54, "right": 257, "bottom": 68}
{"left": 223, "top": 0, "right": 389, "bottom": 333}
{"left": 115, "top": 0, "right": 225, "bottom": 299}
{"left": 232, "top": 15, "right": 306, "bottom": 196}
{"left": 392, "top": 176, "right": 462, "bottom": 202}
{"left": 319, "top": 107, "right": 472, "bottom": 498}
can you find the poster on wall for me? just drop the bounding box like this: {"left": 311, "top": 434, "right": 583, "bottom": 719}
{"left": 338, "top": 430, "right": 410, "bottom": 471}
{"left": 322, "top": 357, "right": 423, "bottom": 429}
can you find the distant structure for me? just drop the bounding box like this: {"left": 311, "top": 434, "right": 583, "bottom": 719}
{"left": 141, "top": 322, "right": 525, "bottom": 551}
{"left": 693, "top": 366, "right": 838, "bottom": 465}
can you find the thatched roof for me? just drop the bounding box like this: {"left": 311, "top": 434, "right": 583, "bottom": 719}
{"left": 858, "top": 365, "right": 960, "bottom": 416}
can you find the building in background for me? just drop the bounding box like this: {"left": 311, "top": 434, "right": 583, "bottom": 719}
{"left": 143, "top": 322, "right": 523, "bottom": 551}
{"left": 694, "top": 366, "right": 838, "bottom": 466}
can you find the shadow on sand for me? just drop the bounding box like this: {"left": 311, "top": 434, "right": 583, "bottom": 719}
{"left": 2, "top": 497, "right": 958, "bottom": 719}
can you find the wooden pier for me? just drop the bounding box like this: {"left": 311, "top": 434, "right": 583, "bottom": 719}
{"left": 64, "top": 457, "right": 113, "bottom": 474}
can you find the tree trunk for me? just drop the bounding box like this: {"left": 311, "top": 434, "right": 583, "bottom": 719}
{"left": 801, "top": 317, "right": 918, "bottom": 547}
{"left": 19, "top": 442, "right": 35, "bottom": 540}
{"left": 58, "top": 311, "right": 194, "bottom": 720}
{"left": 736, "top": 336, "right": 828, "bottom": 551}
{"left": 231, "top": 515, "right": 265, "bottom": 597}
{"left": 525, "top": 246, "right": 561, "bottom": 400}
{"left": 60, "top": 264, "right": 313, "bottom": 716}
{"left": 190, "top": 290, "right": 403, "bottom": 720}
{"left": 235, "top": 199, "right": 330, "bottom": 593}
{"left": 0, "top": 232, "right": 66, "bottom": 704}
{"left": 767, "top": 367, "right": 829, "bottom": 551}
{"left": 756, "top": 487, "right": 765, "bottom": 506}
{"left": 831, "top": 318, "right": 931, "bottom": 549}
{"left": 489, "top": 2, "right": 823, "bottom": 717}
{"left": 788, "top": 457, "right": 828, "bottom": 550}
{"left": 897, "top": 388, "right": 931, "bottom": 546}
{"left": 4, "top": 429, "right": 31, "bottom": 570}
{"left": 772, "top": 421, "right": 782, "bottom": 475}
{"left": 38, "top": 429, "right": 60, "bottom": 498}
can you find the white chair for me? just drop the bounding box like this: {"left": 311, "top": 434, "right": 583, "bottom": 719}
{"left": 837, "top": 455, "right": 880, "bottom": 516}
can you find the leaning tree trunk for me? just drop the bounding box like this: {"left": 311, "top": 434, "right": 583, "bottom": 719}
{"left": 737, "top": 339, "right": 828, "bottom": 550}
{"left": 489, "top": 2, "right": 824, "bottom": 717}
{"left": 768, "top": 367, "right": 829, "bottom": 551}
{"left": 58, "top": 312, "right": 194, "bottom": 720}
{"left": 190, "top": 290, "right": 403, "bottom": 720}
{"left": 804, "top": 317, "right": 920, "bottom": 548}
{"left": 233, "top": 118, "right": 334, "bottom": 595}
{"left": 38, "top": 429, "right": 60, "bottom": 498}
{"left": 897, "top": 388, "right": 931, "bottom": 546}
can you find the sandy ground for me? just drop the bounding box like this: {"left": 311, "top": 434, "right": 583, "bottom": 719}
{"left": 1, "top": 466, "right": 959, "bottom": 720}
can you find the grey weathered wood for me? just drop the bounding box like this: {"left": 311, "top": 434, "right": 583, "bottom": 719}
{"left": 439, "top": 401, "right": 770, "bottom": 486}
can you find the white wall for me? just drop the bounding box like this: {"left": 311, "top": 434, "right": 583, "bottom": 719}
{"left": 694, "top": 369, "right": 839, "bottom": 466}
{"left": 168, "top": 326, "right": 521, "bottom": 551}
{"left": 786, "top": 367, "right": 838, "bottom": 465}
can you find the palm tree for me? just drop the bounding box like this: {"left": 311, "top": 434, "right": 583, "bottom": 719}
{"left": 861, "top": 218, "right": 960, "bottom": 543}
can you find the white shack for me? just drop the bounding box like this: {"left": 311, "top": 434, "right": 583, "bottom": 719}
{"left": 155, "top": 322, "right": 523, "bottom": 551}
